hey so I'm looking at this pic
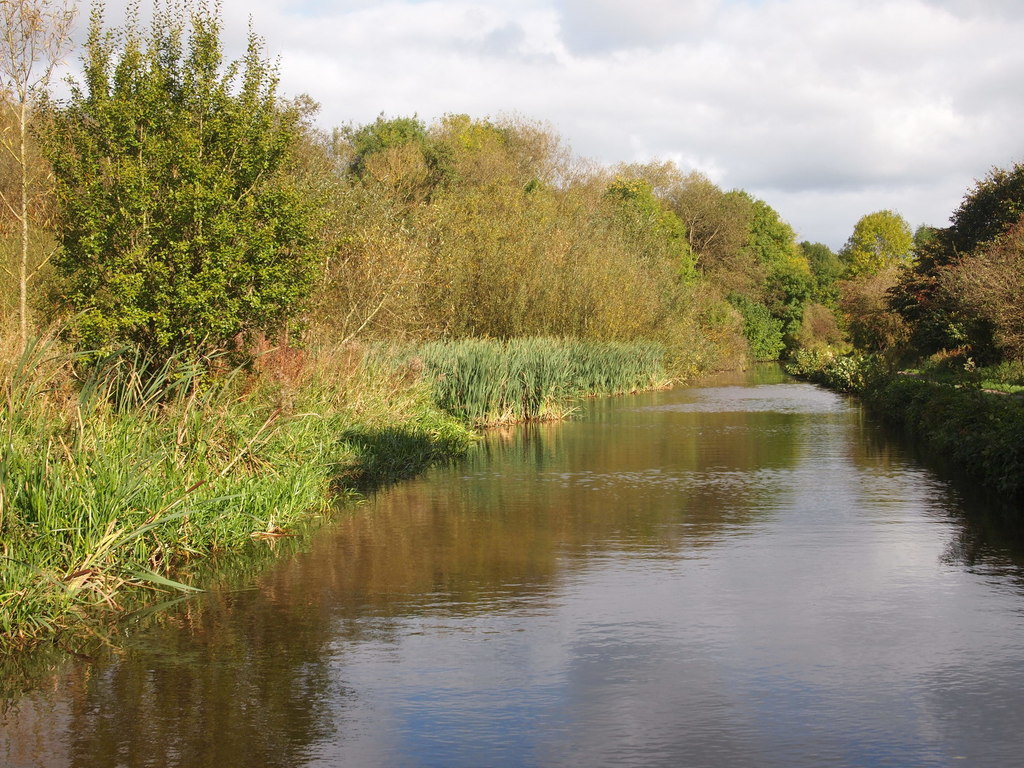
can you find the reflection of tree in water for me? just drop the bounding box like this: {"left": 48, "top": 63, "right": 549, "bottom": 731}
{"left": 854, "top": 407, "right": 1024, "bottom": 580}
{"left": 2, "top": 379, "right": 846, "bottom": 766}
{"left": 939, "top": 492, "right": 1024, "bottom": 584}
{"left": 60, "top": 584, "right": 345, "bottom": 768}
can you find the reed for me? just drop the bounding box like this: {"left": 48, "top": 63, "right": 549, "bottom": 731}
{"left": 0, "top": 337, "right": 475, "bottom": 650}
{"left": 417, "top": 337, "right": 667, "bottom": 425}
{"left": 0, "top": 334, "right": 665, "bottom": 648}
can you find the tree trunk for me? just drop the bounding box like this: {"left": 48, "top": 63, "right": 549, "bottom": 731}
{"left": 19, "top": 100, "right": 28, "bottom": 348}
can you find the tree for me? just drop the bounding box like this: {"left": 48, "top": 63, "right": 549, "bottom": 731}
{"left": 840, "top": 210, "right": 914, "bottom": 277}
{"left": 800, "top": 241, "right": 844, "bottom": 304}
{"left": 0, "top": 0, "right": 76, "bottom": 346}
{"left": 940, "top": 214, "right": 1024, "bottom": 360}
{"left": 665, "top": 171, "right": 753, "bottom": 276}
{"left": 604, "top": 176, "right": 695, "bottom": 281}
{"left": 343, "top": 113, "right": 428, "bottom": 177}
{"left": 945, "top": 163, "right": 1024, "bottom": 255}
{"left": 727, "top": 293, "right": 784, "bottom": 361}
{"left": 890, "top": 163, "right": 1024, "bottom": 358}
{"left": 840, "top": 267, "right": 911, "bottom": 353}
{"left": 40, "top": 1, "right": 319, "bottom": 358}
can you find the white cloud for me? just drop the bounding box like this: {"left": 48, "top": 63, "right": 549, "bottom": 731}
{"left": 555, "top": 0, "right": 718, "bottom": 54}
{"left": 61, "top": 0, "right": 1024, "bottom": 249}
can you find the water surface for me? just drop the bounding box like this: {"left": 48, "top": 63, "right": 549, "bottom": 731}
{"left": 4, "top": 367, "right": 1024, "bottom": 767}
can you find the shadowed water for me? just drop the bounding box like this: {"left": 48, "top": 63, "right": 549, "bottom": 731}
{"left": 4, "top": 366, "right": 1024, "bottom": 767}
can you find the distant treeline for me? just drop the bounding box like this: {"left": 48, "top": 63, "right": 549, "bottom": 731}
{"left": 1, "top": 0, "right": 1021, "bottom": 373}
{"left": 0, "top": 0, "right": 853, "bottom": 376}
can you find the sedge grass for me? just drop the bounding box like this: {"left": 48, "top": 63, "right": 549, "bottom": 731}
{"left": 0, "top": 336, "right": 475, "bottom": 650}
{"left": 417, "top": 337, "right": 667, "bottom": 425}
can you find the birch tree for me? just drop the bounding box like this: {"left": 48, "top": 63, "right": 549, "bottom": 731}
{"left": 0, "top": 0, "right": 76, "bottom": 345}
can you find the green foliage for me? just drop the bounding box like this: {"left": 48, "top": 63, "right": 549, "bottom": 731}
{"left": 720, "top": 195, "right": 813, "bottom": 354}
{"left": 604, "top": 177, "right": 696, "bottom": 280}
{"left": 946, "top": 163, "right": 1024, "bottom": 255}
{"left": 665, "top": 172, "right": 753, "bottom": 281}
{"left": 866, "top": 377, "right": 1024, "bottom": 499}
{"left": 39, "top": 2, "right": 319, "bottom": 358}
{"left": 0, "top": 334, "right": 474, "bottom": 648}
{"left": 913, "top": 224, "right": 939, "bottom": 250}
{"left": 940, "top": 214, "right": 1024, "bottom": 360}
{"left": 975, "top": 360, "right": 1024, "bottom": 393}
{"left": 418, "top": 337, "right": 666, "bottom": 425}
{"left": 800, "top": 241, "right": 844, "bottom": 304}
{"left": 727, "top": 294, "right": 785, "bottom": 361}
{"left": 343, "top": 113, "right": 429, "bottom": 175}
{"left": 841, "top": 209, "right": 914, "bottom": 277}
{"left": 319, "top": 118, "right": 730, "bottom": 355}
{"left": 891, "top": 163, "right": 1024, "bottom": 361}
{"left": 744, "top": 195, "right": 807, "bottom": 276}
{"left": 785, "top": 347, "right": 886, "bottom": 393}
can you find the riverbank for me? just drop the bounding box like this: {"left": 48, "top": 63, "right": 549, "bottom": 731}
{"left": 787, "top": 349, "right": 1024, "bottom": 504}
{"left": 0, "top": 336, "right": 671, "bottom": 651}
{"left": 0, "top": 338, "right": 475, "bottom": 651}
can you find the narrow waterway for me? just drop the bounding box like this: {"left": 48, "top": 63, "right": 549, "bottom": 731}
{"left": 4, "top": 367, "right": 1024, "bottom": 767}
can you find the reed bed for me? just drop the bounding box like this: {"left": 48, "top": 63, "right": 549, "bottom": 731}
{"left": 0, "top": 334, "right": 665, "bottom": 648}
{"left": 418, "top": 337, "right": 667, "bottom": 425}
{"left": 0, "top": 337, "right": 474, "bottom": 650}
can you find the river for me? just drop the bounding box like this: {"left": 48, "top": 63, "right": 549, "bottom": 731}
{"left": 3, "top": 366, "right": 1024, "bottom": 767}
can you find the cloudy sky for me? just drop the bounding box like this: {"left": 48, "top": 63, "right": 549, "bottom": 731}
{"left": 84, "top": 0, "right": 1024, "bottom": 249}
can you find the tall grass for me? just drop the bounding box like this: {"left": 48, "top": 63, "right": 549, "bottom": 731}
{"left": 418, "top": 337, "right": 667, "bottom": 425}
{"left": 1, "top": 334, "right": 669, "bottom": 648}
{"left": 0, "top": 336, "right": 475, "bottom": 650}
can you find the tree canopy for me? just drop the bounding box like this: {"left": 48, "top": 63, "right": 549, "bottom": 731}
{"left": 889, "top": 163, "right": 1024, "bottom": 361}
{"left": 40, "top": 1, "right": 319, "bottom": 358}
{"left": 841, "top": 210, "right": 914, "bottom": 277}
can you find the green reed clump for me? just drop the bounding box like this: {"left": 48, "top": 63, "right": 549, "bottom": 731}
{"left": 417, "top": 337, "right": 666, "bottom": 425}
{"left": 0, "top": 337, "right": 474, "bottom": 649}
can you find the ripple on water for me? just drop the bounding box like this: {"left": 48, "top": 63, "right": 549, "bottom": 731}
{"left": 542, "top": 466, "right": 793, "bottom": 494}
{"left": 637, "top": 383, "right": 853, "bottom": 415}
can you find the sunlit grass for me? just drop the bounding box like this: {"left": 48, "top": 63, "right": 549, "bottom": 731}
{"left": 417, "top": 337, "right": 667, "bottom": 425}
{"left": 0, "top": 335, "right": 475, "bottom": 650}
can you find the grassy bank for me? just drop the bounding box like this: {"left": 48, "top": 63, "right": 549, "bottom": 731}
{"left": 0, "top": 337, "right": 475, "bottom": 650}
{"left": 787, "top": 348, "right": 1024, "bottom": 502}
{"left": 1, "top": 335, "right": 675, "bottom": 650}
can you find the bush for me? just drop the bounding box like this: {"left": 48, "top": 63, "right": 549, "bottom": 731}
{"left": 785, "top": 348, "right": 886, "bottom": 393}
{"left": 728, "top": 294, "right": 784, "bottom": 360}
{"left": 40, "top": 3, "right": 319, "bottom": 359}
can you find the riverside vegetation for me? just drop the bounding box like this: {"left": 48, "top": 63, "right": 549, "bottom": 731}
{"left": 1, "top": 0, "right": 1022, "bottom": 649}
{"left": 0, "top": 332, "right": 667, "bottom": 649}
{"left": 787, "top": 349, "right": 1024, "bottom": 500}
{"left": 785, "top": 160, "right": 1024, "bottom": 506}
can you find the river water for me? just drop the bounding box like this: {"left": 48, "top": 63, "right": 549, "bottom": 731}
{"left": 4, "top": 366, "right": 1024, "bottom": 767}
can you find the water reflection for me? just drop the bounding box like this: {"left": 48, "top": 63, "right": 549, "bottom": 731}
{"left": 4, "top": 369, "right": 1024, "bottom": 767}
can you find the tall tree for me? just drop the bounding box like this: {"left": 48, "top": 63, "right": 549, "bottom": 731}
{"left": 666, "top": 171, "right": 753, "bottom": 275}
{"left": 945, "top": 163, "right": 1024, "bottom": 255}
{"left": 840, "top": 209, "right": 914, "bottom": 277}
{"left": 40, "top": 1, "right": 319, "bottom": 358}
{"left": 800, "top": 241, "right": 844, "bottom": 304}
{"left": 941, "top": 214, "right": 1024, "bottom": 360}
{"left": 890, "top": 163, "right": 1024, "bottom": 358}
{"left": 0, "top": 0, "right": 76, "bottom": 346}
